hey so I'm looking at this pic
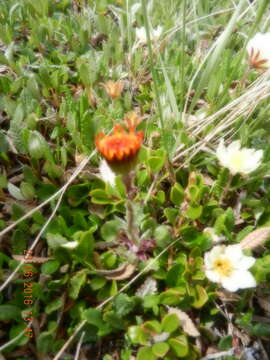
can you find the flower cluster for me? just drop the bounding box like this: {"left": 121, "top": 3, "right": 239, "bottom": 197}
{"left": 135, "top": 26, "right": 163, "bottom": 46}
{"left": 95, "top": 123, "right": 143, "bottom": 163}
{"left": 216, "top": 140, "right": 263, "bottom": 175}
{"left": 204, "top": 244, "right": 256, "bottom": 292}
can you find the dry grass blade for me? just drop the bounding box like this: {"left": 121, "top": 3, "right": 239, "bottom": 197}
{"left": 168, "top": 307, "right": 200, "bottom": 337}
{"left": 240, "top": 227, "right": 270, "bottom": 250}
{"left": 12, "top": 255, "right": 53, "bottom": 263}
{"left": 173, "top": 72, "right": 270, "bottom": 165}
{"left": 95, "top": 263, "right": 136, "bottom": 280}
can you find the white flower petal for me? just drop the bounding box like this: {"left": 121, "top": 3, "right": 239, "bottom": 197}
{"left": 215, "top": 139, "right": 263, "bottom": 175}
{"left": 227, "top": 270, "right": 257, "bottom": 290}
{"left": 204, "top": 245, "right": 225, "bottom": 268}
{"left": 227, "top": 140, "right": 241, "bottom": 152}
{"left": 205, "top": 270, "right": 220, "bottom": 283}
{"left": 221, "top": 275, "right": 240, "bottom": 292}
{"left": 224, "top": 244, "right": 243, "bottom": 263}
{"left": 99, "top": 159, "right": 116, "bottom": 187}
{"left": 237, "top": 270, "right": 257, "bottom": 289}
{"left": 237, "top": 255, "right": 256, "bottom": 270}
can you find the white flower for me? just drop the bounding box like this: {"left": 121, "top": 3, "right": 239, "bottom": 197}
{"left": 216, "top": 140, "right": 263, "bottom": 175}
{"left": 204, "top": 244, "right": 256, "bottom": 292}
{"left": 99, "top": 159, "right": 116, "bottom": 187}
{"left": 135, "top": 26, "right": 162, "bottom": 45}
{"left": 203, "top": 227, "right": 226, "bottom": 244}
{"left": 246, "top": 32, "right": 270, "bottom": 69}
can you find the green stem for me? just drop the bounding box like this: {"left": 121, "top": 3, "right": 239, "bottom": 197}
{"left": 220, "top": 173, "right": 233, "bottom": 205}
{"left": 126, "top": 199, "right": 139, "bottom": 246}
{"left": 180, "top": 0, "right": 187, "bottom": 110}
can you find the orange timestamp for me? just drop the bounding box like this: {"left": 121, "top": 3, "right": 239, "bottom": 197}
{"left": 23, "top": 249, "right": 34, "bottom": 338}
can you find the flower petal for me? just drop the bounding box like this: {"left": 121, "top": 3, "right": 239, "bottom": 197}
{"left": 224, "top": 244, "right": 243, "bottom": 263}
{"left": 237, "top": 255, "right": 256, "bottom": 270}
{"left": 205, "top": 270, "right": 220, "bottom": 283}
{"left": 99, "top": 159, "right": 116, "bottom": 186}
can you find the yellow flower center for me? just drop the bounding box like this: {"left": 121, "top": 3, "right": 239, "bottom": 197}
{"left": 213, "top": 258, "right": 232, "bottom": 277}
{"left": 230, "top": 152, "right": 245, "bottom": 169}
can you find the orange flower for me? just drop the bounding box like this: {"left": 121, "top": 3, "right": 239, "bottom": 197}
{"left": 95, "top": 122, "right": 143, "bottom": 163}
{"left": 104, "top": 80, "right": 125, "bottom": 100}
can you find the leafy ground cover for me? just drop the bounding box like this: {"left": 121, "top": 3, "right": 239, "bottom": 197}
{"left": 1, "top": 0, "right": 270, "bottom": 359}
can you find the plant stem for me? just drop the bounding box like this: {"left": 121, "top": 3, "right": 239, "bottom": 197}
{"left": 126, "top": 199, "right": 139, "bottom": 246}
{"left": 220, "top": 173, "right": 233, "bottom": 205}
{"left": 123, "top": 172, "right": 139, "bottom": 245}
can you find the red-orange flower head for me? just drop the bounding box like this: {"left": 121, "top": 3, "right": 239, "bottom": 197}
{"left": 95, "top": 118, "right": 144, "bottom": 164}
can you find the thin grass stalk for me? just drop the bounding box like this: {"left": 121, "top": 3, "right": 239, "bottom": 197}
{"left": 140, "top": 0, "right": 168, "bottom": 154}
{"left": 180, "top": 0, "right": 187, "bottom": 110}
{"left": 188, "top": 0, "right": 246, "bottom": 114}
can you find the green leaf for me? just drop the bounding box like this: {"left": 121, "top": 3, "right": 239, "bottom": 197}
{"left": 160, "top": 288, "right": 185, "bottom": 306}
{"left": 166, "top": 264, "right": 185, "bottom": 287}
{"left": 164, "top": 207, "right": 179, "bottom": 225}
{"left": 147, "top": 157, "right": 164, "bottom": 173}
{"left": 90, "top": 189, "right": 112, "bottom": 204}
{"left": 45, "top": 297, "right": 64, "bottom": 315}
{"left": 152, "top": 342, "right": 169, "bottom": 357}
{"left": 168, "top": 335, "right": 188, "bottom": 357}
{"left": 191, "top": 285, "right": 208, "bottom": 308}
{"left": 147, "top": 150, "right": 166, "bottom": 173}
{"left": 185, "top": 205, "right": 203, "bottom": 220}
{"left": 28, "top": 131, "right": 47, "bottom": 160}
{"left": 36, "top": 331, "right": 54, "bottom": 354}
{"left": 69, "top": 269, "right": 87, "bottom": 300}
{"left": 46, "top": 233, "right": 68, "bottom": 250}
{"left": 41, "top": 260, "right": 60, "bottom": 275}
{"left": 101, "top": 219, "right": 124, "bottom": 242}
{"left": 11, "top": 229, "right": 27, "bottom": 255}
{"left": 67, "top": 184, "right": 90, "bottom": 206}
{"left": 9, "top": 323, "right": 29, "bottom": 347}
{"left": 0, "top": 131, "right": 8, "bottom": 152}
{"left": 253, "top": 254, "right": 270, "bottom": 282}
{"left": 82, "top": 308, "right": 111, "bottom": 336}
{"left": 250, "top": 323, "right": 270, "bottom": 337}
{"left": 20, "top": 182, "right": 35, "bottom": 200}
{"left": 128, "top": 325, "right": 149, "bottom": 345}
{"left": 137, "top": 346, "right": 156, "bottom": 360}
{"left": 162, "top": 313, "right": 180, "bottom": 333}
{"left": 154, "top": 225, "right": 171, "bottom": 247}
{"left": 75, "top": 230, "right": 95, "bottom": 262}
{"left": 0, "top": 305, "right": 21, "bottom": 321}
{"left": 113, "top": 294, "right": 136, "bottom": 317}
{"left": 170, "top": 183, "right": 184, "bottom": 205}
{"left": 218, "top": 335, "right": 232, "bottom": 350}
{"left": 144, "top": 320, "right": 162, "bottom": 334}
